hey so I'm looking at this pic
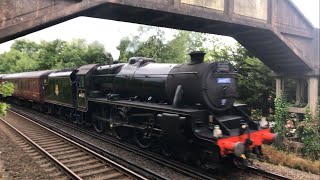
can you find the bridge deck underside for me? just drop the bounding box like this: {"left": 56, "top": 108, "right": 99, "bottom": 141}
{"left": 85, "top": 4, "right": 312, "bottom": 74}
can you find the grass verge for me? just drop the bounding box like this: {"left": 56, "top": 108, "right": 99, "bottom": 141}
{"left": 261, "top": 145, "right": 320, "bottom": 175}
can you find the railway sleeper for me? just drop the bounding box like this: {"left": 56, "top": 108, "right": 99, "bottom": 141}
{"left": 60, "top": 156, "right": 92, "bottom": 164}
{"left": 72, "top": 163, "right": 106, "bottom": 173}
{"left": 67, "top": 159, "right": 100, "bottom": 169}
{"left": 55, "top": 152, "right": 88, "bottom": 160}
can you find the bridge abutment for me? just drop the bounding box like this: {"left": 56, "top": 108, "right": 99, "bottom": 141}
{"left": 275, "top": 74, "right": 319, "bottom": 118}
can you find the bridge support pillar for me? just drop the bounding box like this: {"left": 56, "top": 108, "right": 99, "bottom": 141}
{"left": 295, "top": 80, "right": 302, "bottom": 106}
{"left": 307, "top": 76, "right": 319, "bottom": 117}
{"left": 294, "top": 79, "right": 307, "bottom": 106}
{"left": 275, "top": 74, "right": 319, "bottom": 118}
{"left": 275, "top": 76, "right": 286, "bottom": 97}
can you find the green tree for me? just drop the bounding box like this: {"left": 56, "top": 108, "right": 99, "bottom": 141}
{"left": 84, "top": 41, "right": 113, "bottom": 64}
{"left": 297, "top": 101, "right": 320, "bottom": 160}
{"left": 11, "top": 39, "right": 39, "bottom": 56}
{"left": 274, "top": 92, "right": 288, "bottom": 135}
{"left": 0, "top": 82, "right": 14, "bottom": 116}
{"left": 161, "top": 31, "right": 189, "bottom": 62}
{"left": 36, "top": 39, "right": 67, "bottom": 70}
{"left": 0, "top": 49, "right": 38, "bottom": 73}
{"left": 117, "top": 37, "right": 133, "bottom": 62}
{"left": 0, "top": 39, "right": 113, "bottom": 72}
{"left": 116, "top": 27, "right": 208, "bottom": 63}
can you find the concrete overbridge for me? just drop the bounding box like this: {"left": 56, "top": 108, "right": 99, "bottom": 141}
{"left": 0, "top": 0, "right": 319, "bottom": 115}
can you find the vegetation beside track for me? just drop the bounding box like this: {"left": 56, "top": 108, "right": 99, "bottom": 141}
{"left": 0, "top": 81, "right": 14, "bottom": 116}
{"left": 261, "top": 145, "right": 320, "bottom": 175}
{"left": 267, "top": 95, "right": 319, "bottom": 174}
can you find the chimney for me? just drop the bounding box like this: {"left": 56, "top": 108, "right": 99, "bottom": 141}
{"left": 189, "top": 51, "right": 206, "bottom": 64}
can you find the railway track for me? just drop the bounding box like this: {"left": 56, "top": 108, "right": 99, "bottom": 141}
{"left": 9, "top": 105, "right": 292, "bottom": 180}
{"left": 247, "top": 166, "right": 291, "bottom": 180}
{"left": 9, "top": 105, "right": 217, "bottom": 180}
{"left": 0, "top": 109, "right": 165, "bottom": 180}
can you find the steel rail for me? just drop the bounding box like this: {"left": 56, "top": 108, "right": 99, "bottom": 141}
{"left": 10, "top": 105, "right": 217, "bottom": 180}
{"left": 0, "top": 117, "right": 81, "bottom": 180}
{"left": 4, "top": 109, "right": 158, "bottom": 180}
{"left": 247, "top": 166, "right": 291, "bottom": 180}
{"left": 8, "top": 104, "right": 298, "bottom": 180}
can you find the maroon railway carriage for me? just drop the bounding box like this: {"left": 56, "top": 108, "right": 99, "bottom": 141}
{"left": 1, "top": 70, "right": 56, "bottom": 103}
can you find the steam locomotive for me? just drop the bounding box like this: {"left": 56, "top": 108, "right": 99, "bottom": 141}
{"left": 0, "top": 52, "right": 282, "bottom": 168}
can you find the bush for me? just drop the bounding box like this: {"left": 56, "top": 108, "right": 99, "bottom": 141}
{"left": 297, "top": 102, "right": 320, "bottom": 160}
{"left": 0, "top": 82, "right": 14, "bottom": 116}
{"left": 250, "top": 109, "right": 262, "bottom": 121}
{"left": 274, "top": 92, "right": 288, "bottom": 135}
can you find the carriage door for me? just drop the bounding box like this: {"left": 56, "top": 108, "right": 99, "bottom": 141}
{"left": 77, "top": 75, "right": 87, "bottom": 110}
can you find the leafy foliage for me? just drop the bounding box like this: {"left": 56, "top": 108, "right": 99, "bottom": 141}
{"left": 0, "top": 49, "right": 38, "bottom": 73}
{"left": 117, "top": 27, "right": 207, "bottom": 63}
{"left": 274, "top": 92, "right": 288, "bottom": 135}
{"left": 0, "top": 39, "right": 113, "bottom": 73}
{"left": 250, "top": 109, "right": 263, "bottom": 121}
{"left": 0, "top": 82, "right": 14, "bottom": 116}
{"left": 297, "top": 102, "right": 320, "bottom": 160}
{"left": 0, "top": 82, "right": 14, "bottom": 97}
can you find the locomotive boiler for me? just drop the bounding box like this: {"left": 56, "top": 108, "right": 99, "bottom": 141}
{"left": 92, "top": 52, "right": 237, "bottom": 112}
{"left": 1, "top": 51, "right": 282, "bottom": 168}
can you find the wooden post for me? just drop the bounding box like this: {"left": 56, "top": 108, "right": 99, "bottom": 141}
{"left": 308, "top": 76, "right": 319, "bottom": 117}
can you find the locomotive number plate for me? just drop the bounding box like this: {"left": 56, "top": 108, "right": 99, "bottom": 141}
{"left": 217, "top": 78, "right": 231, "bottom": 84}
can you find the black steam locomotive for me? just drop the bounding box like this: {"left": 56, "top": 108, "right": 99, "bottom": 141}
{"left": 1, "top": 52, "right": 281, "bottom": 168}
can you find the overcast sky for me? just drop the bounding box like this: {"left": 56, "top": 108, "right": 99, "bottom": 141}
{"left": 0, "top": 0, "right": 319, "bottom": 59}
